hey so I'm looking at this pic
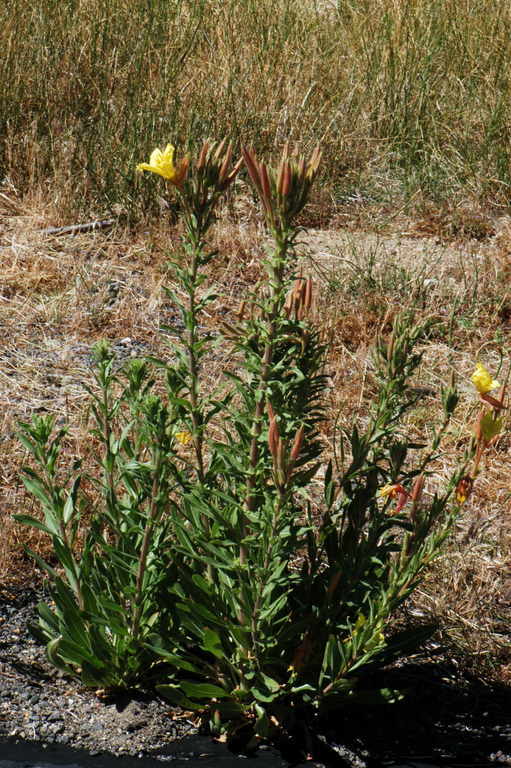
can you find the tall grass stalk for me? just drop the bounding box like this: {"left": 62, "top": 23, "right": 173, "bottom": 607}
{"left": 2, "top": 0, "right": 511, "bottom": 217}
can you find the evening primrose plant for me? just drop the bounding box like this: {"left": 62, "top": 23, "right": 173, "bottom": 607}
{"left": 16, "top": 138, "right": 487, "bottom": 750}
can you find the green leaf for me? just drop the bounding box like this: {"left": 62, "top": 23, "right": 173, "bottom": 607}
{"left": 14, "top": 514, "right": 54, "bottom": 536}
{"left": 46, "top": 636, "right": 63, "bottom": 668}
{"left": 191, "top": 573, "right": 213, "bottom": 595}
{"left": 21, "top": 476, "right": 54, "bottom": 513}
{"left": 259, "top": 672, "right": 281, "bottom": 693}
{"left": 181, "top": 681, "right": 229, "bottom": 700}
{"left": 251, "top": 687, "right": 278, "bottom": 703}
{"left": 156, "top": 685, "right": 202, "bottom": 711}
{"left": 480, "top": 411, "right": 503, "bottom": 442}
{"left": 148, "top": 647, "right": 200, "bottom": 673}
{"left": 202, "top": 629, "right": 225, "bottom": 660}
{"left": 37, "top": 602, "right": 59, "bottom": 632}
{"left": 23, "top": 547, "right": 57, "bottom": 579}
{"left": 254, "top": 704, "right": 270, "bottom": 737}
{"left": 62, "top": 493, "right": 75, "bottom": 526}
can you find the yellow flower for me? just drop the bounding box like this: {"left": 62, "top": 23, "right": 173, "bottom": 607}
{"left": 175, "top": 431, "right": 192, "bottom": 445}
{"left": 379, "top": 484, "right": 397, "bottom": 498}
{"left": 136, "top": 144, "right": 189, "bottom": 186}
{"left": 471, "top": 362, "right": 500, "bottom": 395}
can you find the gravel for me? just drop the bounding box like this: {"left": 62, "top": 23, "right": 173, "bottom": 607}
{"left": 0, "top": 584, "right": 199, "bottom": 758}
{"left": 1, "top": 583, "right": 510, "bottom": 768}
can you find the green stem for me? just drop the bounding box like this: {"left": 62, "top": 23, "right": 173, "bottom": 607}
{"left": 186, "top": 233, "right": 206, "bottom": 483}
{"left": 101, "top": 378, "right": 119, "bottom": 545}
{"left": 250, "top": 483, "right": 287, "bottom": 662}
{"left": 132, "top": 447, "right": 163, "bottom": 643}
{"left": 240, "top": 230, "right": 289, "bottom": 598}
{"left": 183, "top": 212, "right": 212, "bottom": 580}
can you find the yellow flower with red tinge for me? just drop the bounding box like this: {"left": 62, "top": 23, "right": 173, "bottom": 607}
{"left": 471, "top": 362, "right": 500, "bottom": 395}
{"left": 136, "top": 144, "right": 189, "bottom": 187}
{"left": 379, "top": 483, "right": 409, "bottom": 514}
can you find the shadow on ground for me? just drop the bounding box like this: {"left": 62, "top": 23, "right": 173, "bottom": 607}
{"left": 1, "top": 667, "right": 510, "bottom": 768}
{"left": 0, "top": 733, "right": 286, "bottom": 768}
{"left": 288, "top": 660, "right": 511, "bottom": 767}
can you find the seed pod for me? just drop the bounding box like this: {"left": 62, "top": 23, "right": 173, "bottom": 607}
{"left": 410, "top": 474, "right": 425, "bottom": 504}
{"left": 259, "top": 163, "right": 272, "bottom": 214}
{"left": 223, "top": 157, "right": 243, "bottom": 189}
{"left": 268, "top": 406, "right": 280, "bottom": 459}
{"left": 304, "top": 277, "right": 313, "bottom": 312}
{"left": 196, "top": 140, "right": 210, "bottom": 170}
{"left": 290, "top": 424, "right": 305, "bottom": 464}
{"left": 242, "top": 147, "right": 263, "bottom": 195}
{"left": 218, "top": 143, "right": 233, "bottom": 184}
{"left": 214, "top": 137, "right": 227, "bottom": 163}
{"left": 282, "top": 162, "right": 291, "bottom": 200}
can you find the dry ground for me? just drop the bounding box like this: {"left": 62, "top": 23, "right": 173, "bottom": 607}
{"left": 1, "top": 188, "right": 510, "bottom": 681}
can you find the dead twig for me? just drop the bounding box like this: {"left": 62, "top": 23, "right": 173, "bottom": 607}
{"left": 40, "top": 219, "right": 116, "bottom": 237}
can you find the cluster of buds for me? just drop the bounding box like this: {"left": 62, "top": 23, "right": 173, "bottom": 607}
{"left": 455, "top": 362, "right": 507, "bottom": 505}
{"left": 194, "top": 138, "right": 243, "bottom": 194}
{"left": 137, "top": 139, "right": 322, "bottom": 230}
{"left": 242, "top": 144, "right": 322, "bottom": 230}
{"left": 136, "top": 139, "right": 242, "bottom": 216}
{"left": 284, "top": 276, "right": 314, "bottom": 321}
{"left": 267, "top": 402, "right": 305, "bottom": 490}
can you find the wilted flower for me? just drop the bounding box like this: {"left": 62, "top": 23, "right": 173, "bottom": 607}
{"left": 136, "top": 144, "right": 189, "bottom": 187}
{"left": 379, "top": 483, "right": 409, "bottom": 514}
{"left": 471, "top": 362, "right": 500, "bottom": 395}
{"left": 455, "top": 475, "right": 473, "bottom": 505}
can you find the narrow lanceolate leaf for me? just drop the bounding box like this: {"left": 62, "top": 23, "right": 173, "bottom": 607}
{"left": 21, "top": 476, "right": 54, "bottom": 512}
{"left": 46, "top": 636, "right": 64, "bottom": 669}
{"left": 181, "top": 682, "right": 229, "bottom": 700}
{"left": 14, "top": 514, "right": 55, "bottom": 536}
{"left": 155, "top": 686, "right": 202, "bottom": 711}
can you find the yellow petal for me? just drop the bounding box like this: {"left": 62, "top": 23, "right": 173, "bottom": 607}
{"left": 136, "top": 144, "right": 179, "bottom": 181}
{"left": 471, "top": 362, "right": 500, "bottom": 394}
{"left": 149, "top": 147, "right": 164, "bottom": 166}
{"left": 162, "top": 144, "right": 175, "bottom": 161}
{"left": 175, "top": 430, "right": 192, "bottom": 445}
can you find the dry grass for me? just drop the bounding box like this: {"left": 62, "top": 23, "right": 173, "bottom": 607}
{"left": 3, "top": 0, "right": 511, "bottom": 218}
